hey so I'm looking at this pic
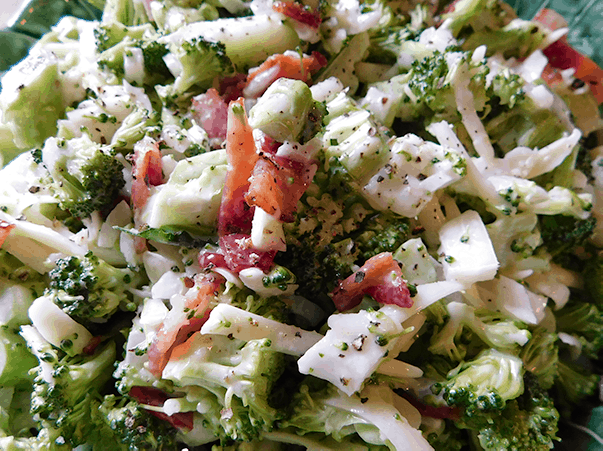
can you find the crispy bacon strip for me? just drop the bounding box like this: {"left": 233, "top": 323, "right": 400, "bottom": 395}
{"left": 191, "top": 88, "right": 229, "bottom": 141}
{"left": 245, "top": 153, "right": 316, "bottom": 223}
{"left": 272, "top": 1, "right": 322, "bottom": 29}
{"left": 245, "top": 52, "right": 327, "bottom": 98}
{"left": 129, "top": 386, "right": 195, "bottom": 430}
{"left": 131, "top": 140, "right": 163, "bottom": 210}
{"left": 146, "top": 274, "right": 222, "bottom": 377}
{"left": 218, "top": 98, "right": 258, "bottom": 236}
{"left": 331, "top": 253, "right": 412, "bottom": 312}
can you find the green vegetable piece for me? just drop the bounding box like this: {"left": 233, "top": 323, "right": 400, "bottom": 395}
{"left": 248, "top": 78, "right": 314, "bottom": 142}
{"left": 48, "top": 252, "right": 145, "bottom": 321}
{"left": 0, "top": 53, "right": 65, "bottom": 149}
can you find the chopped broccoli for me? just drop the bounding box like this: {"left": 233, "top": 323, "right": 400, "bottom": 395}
{"left": 520, "top": 326, "right": 559, "bottom": 390}
{"left": 94, "top": 22, "right": 154, "bottom": 53}
{"left": 248, "top": 78, "right": 315, "bottom": 143}
{"left": 554, "top": 298, "right": 603, "bottom": 359}
{"left": 466, "top": 375, "right": 560, "bottom": 451}
{"left": 432, "top": 349, "right": 525, "bottom": 416}
{"left": 0, "top": 251, "right": 47, "bottom": 385}
{"left": 161, "top": 335, "right": 286, "bottom": 442}
{"left": 102, "top": 0, "right": 151, "bottom": 26}
{"left": 21, "top": 325, "right": 117, "bottom": 449}
{"left": 41, "top": 136, "right": 126, "bottom": 219}
{"left": 538, "top": 214, "right": 596, "bottom": 267}
{"left": 140, "top": 40, "right": 172, "bottom": 80}
{"left": 355, "top": 213, "right": 412, "bottom": 261}
{"left": 428, "top": 302, "right": 530, "bottom": 362}
{"left": 111, "top": 107, "right": 162, "bottom": 150}
{"left": 553, "top": 360, "right": 599, "bottom": 413}
{"left": 442, "top": 0, "right": 513, "bottom": 39}
{"left": 96, "top": 395, "right": 178, "bottom": 450}
{"left": 47, "top": 252, "right": 145, "bottom": 321}
{"left": 165, "top": 37, "right": 234, "bottom": 96}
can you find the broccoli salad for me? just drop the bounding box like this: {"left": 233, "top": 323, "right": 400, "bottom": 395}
{"left": 0, "top": 0, "right": 602, "bottom": 449}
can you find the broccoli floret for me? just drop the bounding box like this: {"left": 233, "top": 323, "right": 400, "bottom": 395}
{"left": 355, "top": 213, "right": 412, "bottom": 261}
{"left": 553, "top": 360, "right": 598, "bottom": 417}
{"left": 48, "top": 252, "right": 145, "bottom": 321}
{"left": 111, "top": 107, "right": 162, "bottom": 150}
{"left": 0, "top": 426, "right": 72, "bottom": 450}
{"left": 467, "top": 375, "right": 560, "bottom": 451}
{"left": 442, "top": 0, "right": 513, "bottom": 39}
{"left": 432, "top": 349, "right": 525, "bottom": 416}
{"left": 140, "top": 40, "right": 172, "bottom": 79}
{"left": 406, "top": 52, "right": 460, "bottom": 120}
{"left": 166, "top": 37, "right": 234, "bottom": 96}
{"left": 0, "top": 251, "right": 48, "bottom": 385}
{"left": 94, "top": 22, "right": 154, "bottom": 53}
{"left": 428, "top": 302, "right": 530, "bottom": 362}
{"left": 102, "top": 0, "right": 151, "bottom": 26}
{"left": 433, "top": 350, "right": 559, "bottom": 451}
{"left": 488, "top": 69, "right": 525, "bottom": 108}
{"left": 41, "top": 136, "right": 126, "bottom": 219}
{"left": 160, "top": 333, "right": 286, "bottom": 443}
{"left": 21, "top": 325, "right": 117, "bottom": 448}
{"left": 554, "top": 299, "right": 603, "bottom": 359}
{"left": 538, "top": 214, "right": 596, "bottom": 267}
{"left": 520, "top": 326, "right": 559, "bottom": 390}
{"left": 97, "top": 395, "right": 178, "bottom": 450}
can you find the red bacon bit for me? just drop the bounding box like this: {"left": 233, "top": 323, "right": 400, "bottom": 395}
{"left": 535, "top": 8, "right": 603, "bottom": 104}
{"left": 245, "top": 154, "right": 316, "bottom": 223}
{"left": 147, "top": 274, "right": 223, "bottom": 377}
{"left": 218, "top": 98, "right": 258, "bottom": 236}
{"left": 82, "top": 336, "right": 103, "bottom": 355}
{"left": 0, "top": 221, "right": 15, "bottom": 248}
{"left": 219, "top": 233, "right": 276, "bottom": 273}
{"left": 331, "top": 253, "right": 412, "bottom": 312}
{"left": 273, "top": 1, "right": 322, "bottom": 29}
{"left": 131, "top": 140, "right": 163, "bottom": 210}
{"left": 191, "top": 88, "right": 229, "bottom": 141}
{"left": 245, "top": 51, "right": 327, "bottom": 98}
{"left": 129, "top": 386, "right": 195, "bottom": 431}
{"left": 219, "top": 73, "right": 248, "bottom": 104}
{"left": 198, "top": 250, "right": 228, "bottom": 271}
{"left": 399, "top": 391, "right": 461, "bottom": 421}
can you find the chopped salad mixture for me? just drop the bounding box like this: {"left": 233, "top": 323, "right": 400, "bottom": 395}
{"left": 0, "top": 0, "right": 602, "bottom": 449}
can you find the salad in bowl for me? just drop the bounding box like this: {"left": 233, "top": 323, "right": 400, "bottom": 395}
{"left": 0, "top": 0, "right": 601, "bottom": 449}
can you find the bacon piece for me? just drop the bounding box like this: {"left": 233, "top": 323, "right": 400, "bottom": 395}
{"left": 245, "top": 154, "right": 316, "bottom": 222}
{"left": 219, "top": 233, "right": 276, "bottom": 273}
{"left": 218, "top": 98, "right": 258, "bottom": 236}
{"left": 399, "top": 391, "right": 461, "bottom": 421}
{"left": 191, "top": 88, "right": 229, "bottom": 141}
{"left": 331, "top": 253, "right": 412, "bottom": 312}
{"left": 219, "top": 73, "right": 248, "bottom": 104}
{"left": 146, "top": 274, "right": 222, "bottom": 377}
{"left": 535, "top": 8, "right": 603, "bottom": 104}
{"left": 131, "top": 139, "right": 163, "bottom": 210}
{"left": 273, "top": 1, "right": 322, "bottom": 29}
{"left": 244, "top": 52, "right": 327, "bottom": 98}
{"left": 0, "top": 221, "right": 15, "bottom": 248}
{"left": 129, "top": 386, "right": 195, "bottom": 430}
